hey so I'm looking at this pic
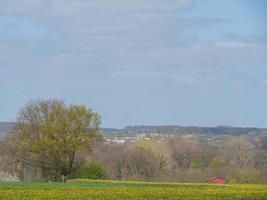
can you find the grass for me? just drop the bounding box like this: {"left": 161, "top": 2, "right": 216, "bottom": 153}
{"left": 0, "top": 179, "right": 267, "bottom": 200}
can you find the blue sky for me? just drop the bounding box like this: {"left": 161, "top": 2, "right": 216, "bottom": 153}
{"left": 0, "top": 0, "right": 266, "bottom": 128}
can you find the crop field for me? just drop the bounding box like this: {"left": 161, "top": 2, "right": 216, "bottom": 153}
{"left": 0, "top": 179, "right": 267, "bottom": 200}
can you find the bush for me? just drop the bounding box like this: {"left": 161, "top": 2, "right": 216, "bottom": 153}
{"left": 73, "top": 163, "right": 106, "bottom": 179}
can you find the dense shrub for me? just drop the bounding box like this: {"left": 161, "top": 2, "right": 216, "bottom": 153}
{"left": 72, "top": 162, "right": 106, "bottom": 179}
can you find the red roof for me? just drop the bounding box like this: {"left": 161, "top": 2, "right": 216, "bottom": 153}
{"left": 207, "top": 177, "right": 225, "bottom": 184}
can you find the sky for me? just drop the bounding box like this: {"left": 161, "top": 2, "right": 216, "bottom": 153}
{"left": 0, "top": 0, "right": 266, "bottom": 128}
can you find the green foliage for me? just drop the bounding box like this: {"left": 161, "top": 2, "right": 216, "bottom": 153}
{"left": 7, "top": 99, "right": 102, "bottom": 182}
{"left": 72, "top": 163, "right": 106, "bottom": 179}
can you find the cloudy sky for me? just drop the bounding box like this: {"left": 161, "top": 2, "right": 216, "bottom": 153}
{"left": 0, "top": 0, "right": 266, "bottom": 128}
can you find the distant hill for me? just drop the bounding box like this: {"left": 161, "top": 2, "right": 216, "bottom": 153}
{"left": 0, "top": 122, "right": 14, "bottom": 134}
{"left": 1, "top": 122, "right": 266, "bottom": 137}
{"left": 0, "top": 122, "right": 14, "bottom": 141}
{"left": 124, "top": 125, "right": 267, "bottom": 136}
{"left": 100, "top": 128, "right": 123, "bottom": 134}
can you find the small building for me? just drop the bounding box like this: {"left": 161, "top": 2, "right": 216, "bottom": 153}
{"left": 207, "top": 177, "right": 225, "bottom": 184}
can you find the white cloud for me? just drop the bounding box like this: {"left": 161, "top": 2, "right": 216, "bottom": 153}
{"left": 172, "top": 74, "right": 196, "bottom": 85}
{"left": 0, "top": 0, "right": 193, "bottom": 16}
{"left": 217, "top": 42, "right": 248, "bottom": 49}
{"left": 0, "top": 0, "right": 266, "bottom": 89}
{"left": 223, "top": 33, "right": 267, "bottom": 46}
{"left": 175, "top": 0, "right": 193, "bottom": 9}
{"left": 111, "top": 66, "right": 196, "bottom": 86}
{"left": 260, "top": 80, "right": 267, "bottom": 85}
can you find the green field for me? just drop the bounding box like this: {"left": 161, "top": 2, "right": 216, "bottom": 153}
{"left": 0, "top": 179, "right": 267, "bottom": 200}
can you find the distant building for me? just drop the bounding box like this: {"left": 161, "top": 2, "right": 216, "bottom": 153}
{"left": 207, "top": 177, "right": 225, "bottom": 184}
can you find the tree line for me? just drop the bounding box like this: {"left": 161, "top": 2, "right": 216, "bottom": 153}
{"left": 0, "top": 99, "right": 267, "bottom": 183}
{"left": 89, "top": 135, "right": 267, "bottom": 183}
